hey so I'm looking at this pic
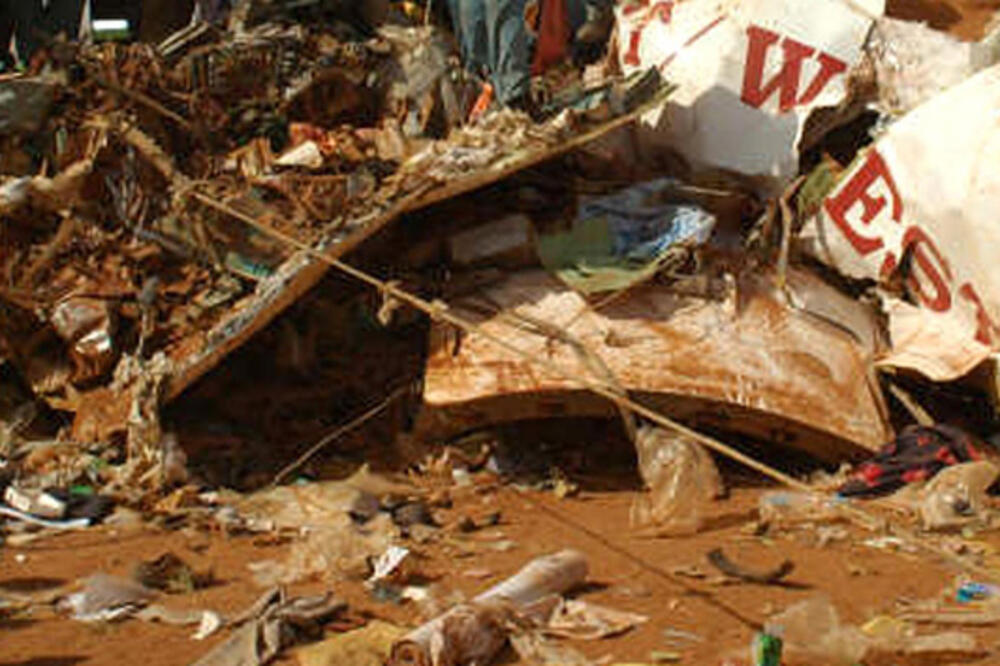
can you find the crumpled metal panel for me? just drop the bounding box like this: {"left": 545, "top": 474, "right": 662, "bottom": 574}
{"left": 418, "top": 268, "right": 891, "bottom": 461}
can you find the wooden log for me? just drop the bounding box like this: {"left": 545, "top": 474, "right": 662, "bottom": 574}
{"left": 388, "top": 549, "right": 588, "bottom": 666}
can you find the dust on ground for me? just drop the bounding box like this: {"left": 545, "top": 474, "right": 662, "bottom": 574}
{"left": 4, "top": 483, "right": 994, "bottom": 666}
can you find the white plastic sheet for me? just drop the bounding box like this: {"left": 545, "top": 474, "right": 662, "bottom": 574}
{"left": 616, "top": 0, "right": 882, "bottom": 184}
{"left": 801, "top": 64, "right": 1000, "bottom": 380}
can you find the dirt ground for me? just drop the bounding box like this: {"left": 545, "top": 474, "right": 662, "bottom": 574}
{"left": 3, "top": 481, "right": 1000, "bottom": 666}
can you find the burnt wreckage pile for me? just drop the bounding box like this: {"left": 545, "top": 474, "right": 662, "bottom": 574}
{"left": 1, "top": 0, "right": 1000, "bottom": 510}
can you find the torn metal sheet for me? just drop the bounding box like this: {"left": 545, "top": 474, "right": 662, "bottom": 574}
{"left": 616, "top": 0, "right": 881, "bottom": 186}
{"left": 799, "top": 63, "right": 1000, "bottom": 381}
{"left": 50, "top": 298, "right": 118, "bottom": 384}
{"left": 417, "top": 268, "right": 890, "bottom": 460}
{"left": 63, "top": 574, "right": 156, "bottom": 622}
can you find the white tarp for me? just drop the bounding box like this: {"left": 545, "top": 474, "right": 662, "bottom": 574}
{"left": 800, "top": 63, "right": 1000, "bottom": 380}
{"left": 616, "top": 0, "right": 883, "bottom": 184}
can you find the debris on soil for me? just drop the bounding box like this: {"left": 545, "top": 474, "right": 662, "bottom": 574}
{"left": 388, "top": 549, "right": 588, "bottom": 666}
{"left": 61, "top": 573, "right": 157, "bottom": 622}
{"left": 293, "top": 619, "right": 407, "bottom": 666}
{"left": 6, "top": 1, "right": 1000, "bottom": 665}
{"left": 706, "top": 548, "right": 795, "bottom": 585}
{"left": 133, "top": 551, "right": 215, "bottom": 593}
{"left": 191, "top": 587, "right": 345, "bottom": 666}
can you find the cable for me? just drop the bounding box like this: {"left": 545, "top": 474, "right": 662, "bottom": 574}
{"left": 268, "top": 384, "right": 411, "bottom": 488}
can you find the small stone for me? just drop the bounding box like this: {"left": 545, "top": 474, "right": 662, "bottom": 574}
{"left": 105, "top": 507, "right": 145, "bottom": 532}
{"left": 847, "top": 561, "right": 868, "bottom": 577}
{"left": 615, "top": 582, "right": 653, "bottom": 599}
{"left": 463, "top": 568, "right": 493, "bottom": 579}
{"left": 741, "top": 521, "right": 768, "bottom": 536}
{"left": 393, "top": 501, "right": 434, "bottom": 528}
{"left": 671, "top": 565, "right": 705, "bottom": 579}
{"left": 489, "top": 539, "right": 517, "bottom": 552}
{"left": 817, "top": 526, "right": 848, "bottom": 547}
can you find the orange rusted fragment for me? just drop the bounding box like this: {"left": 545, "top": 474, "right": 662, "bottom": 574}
{"left": 417, "top": 268, "right": 891, "bottom": 461}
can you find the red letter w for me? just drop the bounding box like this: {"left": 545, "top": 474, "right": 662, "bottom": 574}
{"left": 740, "top": 25, "right": 847, "bottom": 112}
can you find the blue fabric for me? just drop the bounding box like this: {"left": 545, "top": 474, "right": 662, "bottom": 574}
{"left": 580, "top": 179, "right": 717, "bottom": 264}
{"left": 448, "top": 0, "right": 529, "bottom": 104}
{"left": 485, "top": 0, "right": 530, "bottom": 104}
{"left": 447, "top": 0, "right": 607, "bottom": 105}
{"left": 446, "top": 0, "right": 488, "bottom": 74}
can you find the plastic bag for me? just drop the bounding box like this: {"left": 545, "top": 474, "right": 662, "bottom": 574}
{"left": 758, "top": 491, "right": 847, "bottom": 527}
{"left": 919, "top": 461, "right": 998, "bottom": 530}
{"left": 863, "top": 616, "right": 979, "bottom": 657}
{"left": 249, "top": 513, "right": 395, "bottom": 586}
{"left": 630, "top": 426, "right": 723, "bottom": 536}
{"left": 236, "top": 465, "right": 409, "bottom": 531}
{"left": 766, "top": 596, "right": 867, "bottom": 665}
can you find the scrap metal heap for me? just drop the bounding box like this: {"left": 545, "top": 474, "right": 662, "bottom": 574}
{"left": 2, "top": 0, "right": 1000, "bottom": 503}
{"left": 0, "top": 8, "right": 635, "bottom": 471}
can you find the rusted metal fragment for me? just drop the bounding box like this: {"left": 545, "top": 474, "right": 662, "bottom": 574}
{"left": 1, "top": 29, "right": 671, "bottom": 449}
{"left": 417, "top": 269, "right": 891, "bottom": 461}
{"left": 51, "top": 298, "right": 118, "bottom": 385}
{"left": 0, "top": 160, "right": 94, "bottom": 217}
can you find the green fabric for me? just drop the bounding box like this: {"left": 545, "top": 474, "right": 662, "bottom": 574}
{"left": 536, "top": 215, "right": 665, "bottom": 294}
{"left": 536, "top": 178, "right": 716, "bottom": 294}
